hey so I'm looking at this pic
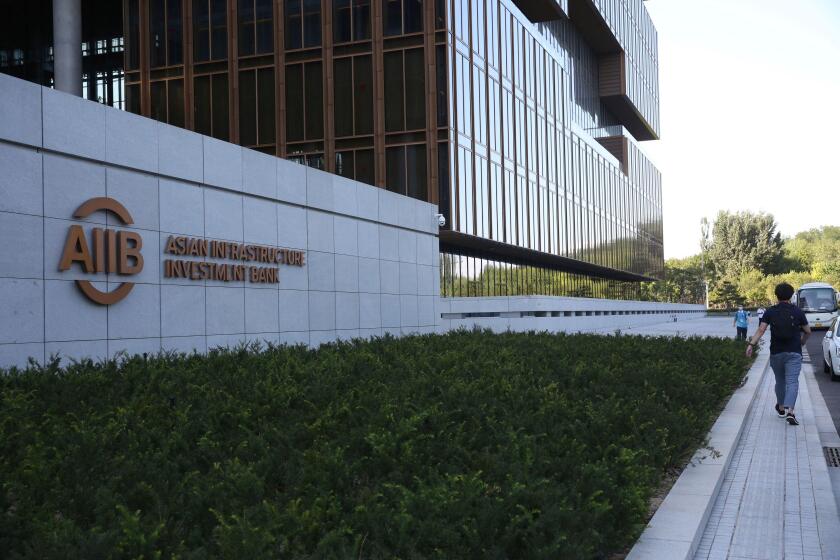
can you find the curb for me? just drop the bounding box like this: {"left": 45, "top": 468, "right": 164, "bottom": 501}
{"left": 626, "top": 348, "right": 770, "bottom": 559}
{"left": 800, "top": 349, "right": 840, "bottom": 554}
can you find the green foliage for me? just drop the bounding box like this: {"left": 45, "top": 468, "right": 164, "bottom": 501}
{"left": 442, "top": 263, "right": 629, "bottom": 300}
{"left": 708, "top": 211, "right": 785, "bottom": 278}
{"left": 709, "top": 280, "right": 745, "bottom": 309}
{"left": 783, "top": 226, "right": 840, "bottom": 288}
{"left": 0, "top": 332, "right": 751, "bottom": 559}
{"left": 641, "top": 255, "right": 705, "bottom": 304}
{"left": 717, "top": 225, "right": 840, "bottom": 306}
{"left": 646, "top": 221, "right": 840, "bottom": 306}
{"left": 735, "top": 270, "right": 769, "bottom": 307}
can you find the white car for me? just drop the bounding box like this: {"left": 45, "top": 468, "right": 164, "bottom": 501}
{"left": 823, "top": 318, "right": 840, "bottom": 381}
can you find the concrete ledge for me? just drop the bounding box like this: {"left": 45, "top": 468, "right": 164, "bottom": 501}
{"left": 627, "top": 348, "right": 770, "bottom": 559}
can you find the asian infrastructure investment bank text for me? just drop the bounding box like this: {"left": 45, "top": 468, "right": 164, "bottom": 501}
{"left": 163, "top": 236, "right": 305, "bottom": 285}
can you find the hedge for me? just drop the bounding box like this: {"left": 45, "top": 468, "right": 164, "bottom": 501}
{"left": 0, "top": 330, "right": 751, "bottom": 559}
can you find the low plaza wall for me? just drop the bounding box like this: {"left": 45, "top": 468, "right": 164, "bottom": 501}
{"left": 438, "top": 296, "right": 707, "bottom": 334}
{"left": 0, "top": 73, "right": 440, "bottom": 368}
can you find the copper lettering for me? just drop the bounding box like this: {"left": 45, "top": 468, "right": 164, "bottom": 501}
{"left": 106, "top": 229, "right": 117, "bottom": 273}
{"left": 165, "top": 235, "right": 179, "bottom": 254}
{"left": 118, "top": 231, "right": 144, "bottom": 275}
{"left": 92, "top": 227, "right": 105, "bottom": 273}
{"left": 58, "top": 225, "right": 95, "bottom": 273}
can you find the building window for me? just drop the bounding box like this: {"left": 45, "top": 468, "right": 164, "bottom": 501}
{"left": 126, "top": 0, "right": 140, "bottom": 70}
{"left": 194, "top": 73, "right": 229, "bottom": 139}
{"left": 285, "top": 0, "right": 321, "bottom": 50}
{"left": 149, "top": 0, "right": 183, "bottom": 68}
{"left": 239, "top": 67, "right": 275, "bottom": 148}
{"left": 194, "top": 0, "right": 227, "bottom": 62}
{"left": 288, "top": 153, "right": 324, "bottom": 170}
{"left": 150, "top": 79, "right": 185, "bottom": 127}
{"left": 84, "top": 70, "right": 126, "bottom": 110}
{"left": 386, "top": 144, "right": 426, "bottom": 200}
{"left": 334, "top": 0, "right": 371, "bottom": 43}
{"left": 238, "top": 0, "right": 273, "bottom": 56}
{"left": 435, "top": 0, "right": 445, "bottom": 29}
{"left": 127, "top": 83, "right": 141, "bottom": 114}
{"left": 383, "top": 48, "right": 425, "bottom": 132}
{"left": 384, "top": 0, "right": 423, "bottom": 36}
{"left": 285, "top": 62, "right": 323, "bottom": 142}
{"left": 336, "top": 149, "right": 374, "bottom": 186}
{"left": 333, "top": 55, "right": 373, "bottom": 137}
{"left": 436, "top": 44, "right": 447, "bottom": 127}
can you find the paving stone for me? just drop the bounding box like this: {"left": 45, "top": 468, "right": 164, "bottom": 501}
{"left": 693, "top": 347, "right": 840, "bottom": 560}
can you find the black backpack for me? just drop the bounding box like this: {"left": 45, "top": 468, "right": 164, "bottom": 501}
{"left": 770, "top": 305, "right": 799, "bottom": 340}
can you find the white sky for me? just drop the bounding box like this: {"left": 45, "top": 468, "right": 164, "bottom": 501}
{"left": 640, "top": 0, "right": 840, "bottom": 259}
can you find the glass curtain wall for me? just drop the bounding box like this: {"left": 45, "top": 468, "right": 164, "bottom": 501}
{"left": 443, "top": 0, "right": 663, "bottom": 282}
{"left": 440, "top": 251, "right": 643, "bottom": 300}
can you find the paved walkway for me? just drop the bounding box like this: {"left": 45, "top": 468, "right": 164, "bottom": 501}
{"left": 614, "top": 315, "right": 840, "bottom": 559}
{"left": 693, "top": 357, "right": 840, "bottom": 559}
{"left": 591, "top": 315, "right": 757, "bottom": 338}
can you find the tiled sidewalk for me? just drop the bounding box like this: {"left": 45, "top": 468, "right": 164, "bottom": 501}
{"left": 693, "top": 352, "right": 840, "bottom": 560}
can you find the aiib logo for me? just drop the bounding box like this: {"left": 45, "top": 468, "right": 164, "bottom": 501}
{"left": 58, "top": 197, "right": 144, "bottom": 305}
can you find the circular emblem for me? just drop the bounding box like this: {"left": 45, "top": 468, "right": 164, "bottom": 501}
{"left": 58, "top": 197, "right": 144, "bottom": 305}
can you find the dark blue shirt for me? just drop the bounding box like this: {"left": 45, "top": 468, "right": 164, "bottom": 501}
{"left": 759, "top": 303, "right": 808, "bottom": 354}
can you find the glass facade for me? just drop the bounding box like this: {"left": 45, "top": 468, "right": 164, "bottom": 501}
{"left": 441, "top": 250, "right": 643, "bottom": 300}
{"left": 0, "top": 0, "right": 664, "bottom": 300}
{"left": 442, "top": 0, "right": 663, "bottom": 288}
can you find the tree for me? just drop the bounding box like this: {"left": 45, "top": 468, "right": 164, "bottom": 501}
{"left": 709, "top": 280, "right": 745, "bottom": 309}
{"left": 707, "top": 211, "right": 784, "bottom": 278}
{"left": 641, "top": 256, "right": 705, "bottom": 304}
{"left": 783, "top": 226, "right": 840, "bottom": 286}
{"left": 736, "top": 270, "right": 772, "bottom": 307}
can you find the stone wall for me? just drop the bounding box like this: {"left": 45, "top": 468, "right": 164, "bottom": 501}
{"left": 0, "top": 73, "right": 440, "bottom": 369}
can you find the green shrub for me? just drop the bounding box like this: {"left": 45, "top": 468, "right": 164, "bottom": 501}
{"left": 0, "top": 330, "right": 751, "bottom": 559}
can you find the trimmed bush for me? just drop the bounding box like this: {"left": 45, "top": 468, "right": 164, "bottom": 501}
{"left": 0, "top": 330, "right": 751, "bottom": 559}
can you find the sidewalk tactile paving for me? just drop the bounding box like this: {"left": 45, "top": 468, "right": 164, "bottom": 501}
{"left": 693, "top": 351, "right": 840, "bottom": 560}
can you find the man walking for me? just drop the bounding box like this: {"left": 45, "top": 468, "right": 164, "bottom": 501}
{"left": 746, "top": 282, "right": 811, "bottom": 425}
{"left": 734, "top": 305, "right": 749, "bottom": 341}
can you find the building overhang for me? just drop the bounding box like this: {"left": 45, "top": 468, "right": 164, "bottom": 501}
{"left": 440, "top": 230, "right": 657, "bottom": 283}
{"left": 594, "top": 135, "right": 628, "bottom": 174}
{"left": 569, "top": 0, "right": 659, "bottom": 141}
{"left": 567, "top": 0, "right": 621, "bottom": 53}
{"left": 511, "top": 0, "right": 569, "bottom": 22}
{"left": 600, "top": 92, "right": 659, "bottom": 141}
{"left": 597, "top": 50, "right": 659, "bottom": 141}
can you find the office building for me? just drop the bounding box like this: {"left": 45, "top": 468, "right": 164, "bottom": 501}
{"left": 0, "top": 0, "right": 664, "bottom": 300}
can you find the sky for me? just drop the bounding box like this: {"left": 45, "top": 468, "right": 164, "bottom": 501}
{"left": 640, "top": 0, "right": 840, "bottom": 259}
